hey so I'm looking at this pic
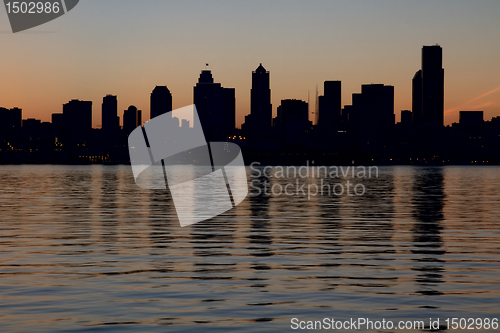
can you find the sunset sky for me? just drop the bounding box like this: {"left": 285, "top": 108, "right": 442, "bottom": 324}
{"left": 1, "top": 0, "right": 499, "bottom": 128}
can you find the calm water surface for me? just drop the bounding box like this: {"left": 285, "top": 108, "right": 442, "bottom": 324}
{"left": 0, "top": 165, "right": 499, "bottom": 332}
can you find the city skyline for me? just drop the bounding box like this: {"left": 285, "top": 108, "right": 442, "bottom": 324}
{"left": 4, "top": 53, "right": 499, "bottom": 133}
{"left": 1, "top": 1, "right": 499, "bottom": 127}
{"left": 1, "top": 47, "right": 499, "bottom": 166}
{"left": 2, "top": 56, "right": 499, "bottom": 130}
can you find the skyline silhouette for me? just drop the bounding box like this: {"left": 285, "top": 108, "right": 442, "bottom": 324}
{"left": 1, "top": 45, "right": 499, "bottom": 165}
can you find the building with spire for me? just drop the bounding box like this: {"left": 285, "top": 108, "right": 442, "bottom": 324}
{"left": 193, "top": 70, "right": 235, "bottom": 141}
{"left": 249, "top": 63, "right": 272, "bottom": 142}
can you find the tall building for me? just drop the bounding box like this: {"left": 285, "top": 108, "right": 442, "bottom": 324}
{"left": 349, "top": 84, "right": 395, "bottom": 151}
{"left": 193, "top": 69, "right": 235, "bottom": 141}
{"left": 412, "top": 70, "right": 423, "bottom": 125}
{"left": 102, "top": 95, "right": 119, "bottom": 136}
{"left": 318, "top": 80, "right": 341, "bottom": 131}
{"left": 276, "top": 99, "right": 310, "bottom": 144}
{"left": 249, "top": 64, "right": 272, "bottom": 142}
{"left": 223, "top": 88, "right": 236, "bottom": 137}
{"left": 63, "top": 100, "right": 92, "bottom": 134}
{"left": 150, "top": 86, "right": 172, "bottom": 121}
{"left": 413, "top": 45, "right": 444, "bottom": 129}
{"left": 422, "top": 45, "right": 444, "bottom": 128}
{"left": 123, "top": 105, "right": 142, "bottom": 135}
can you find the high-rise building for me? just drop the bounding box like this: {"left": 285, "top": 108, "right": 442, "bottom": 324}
{"left": 349, "top": 84, "right": 394, "bottom": 151}
{"left": 413, "top": 45, "right": 444, "bottom": 129}
{"left": 102, "top": 95, "right": 119, "bottom": 136}
{"left": 412, "top": 70, "right": 422, "bottom": 126}
{"left": 422, "top": 45, "right": 444, "bottom": 128}
{"left": 223, "top": 87, "right": 236, "bottom": 137}
{"left": 123, "top": 105, "right": 142, "bottom": 135}
{"left": 63, "top": 100, "right": 92, "bottom": 134}
{"left": 318, "top": 80, "right": 341, "bottom": 132}
{"left": 193, "top": 69, "right": 235, "bottom": 141}
{"left": 250, "top": 64, "right": 272, "bottom": 142}
{"left": 276, "top": 99, "right": 310, "bottom": 144}
{"left": 150, "top": 86, "right": 172, "bottom": 121}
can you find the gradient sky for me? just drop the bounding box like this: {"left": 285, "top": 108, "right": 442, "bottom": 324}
{"left": 1, "top": 0, "right": 499, "bottom": 128}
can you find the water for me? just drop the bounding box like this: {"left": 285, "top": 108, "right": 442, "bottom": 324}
{"left": 0, "top": 165, "right": 499, "bottom": 332}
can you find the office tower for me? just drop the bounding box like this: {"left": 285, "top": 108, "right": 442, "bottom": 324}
{"left": 250, "top": 64, "right": 272, "bottom": 142}
{"left": 277, "top": 99, "right": 310, "bottom": 144}
{"left": 123, "top": 105, "right": 142, "bottom": 135}
{"left": 150, "top": 86, "right": 172, "bottom": 121}
{"left": 193, "top": 69, "right": 235, "bottom": 141}
{"left": 350, "top": 84, "right": 395, "bottom": 151}
{"left": 223, "top": 87, "right": 236, "bottom": 137}
{"left": 422, "top": 45, "right": 444, "bottom": 128}
{"left": 318, "top": 80, "right": 341, "bottom": 132}
{"left": 412, "top": 70, "right": 423, "bottom": 126}
{"left": 63, "top": 99, "right": 92, "bottom": 134}
{"left": 412, "top": 45, "right": 444, "bottom": 129}
{"left": 102, "top": 95, "right": 119, "bottom": 135}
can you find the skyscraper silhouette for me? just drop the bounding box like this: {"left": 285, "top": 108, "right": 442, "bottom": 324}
{"left": 150, "top": 86, "right": 172, "bottom": 121}
{"left": 223, "top": 87, "right": 236, "bottom": 138}
{"left": 193, "top": 69, "right": 235, "bottom": 141}
{"left": 249, "top": 64, "right": 272, "bottom": 142}
{"left": 123, "top": 105, "right": 142, "bottom": 135}
{"left": 277, "top": 99, "right": 310, "bottom": 144}
{"left": 102, "top": 95, "right": 119, "bottom": 136}
{"left": 318, "top": 80, "right": 341, "bottom": 139}
{"left": 412, "top": 70, "right": 423, "bottom": 126}
{"left": 349, "top": 84, "right": 394, "bottom": 151}
{"left": 63, "top": 100, "right": 92, "bottom": 134}
{"left": 422, "top": 45, "right": 444, "bottom": 129}
{"left": 413, "top": 45, "right": 444, "bottom": 129}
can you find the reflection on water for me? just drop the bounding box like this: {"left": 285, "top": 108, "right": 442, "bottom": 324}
{"left": 412, "top": 168, "right": 445, "bottom": 296}
{"left": 0, "top": 165, "right": 499, "bottom": 332}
